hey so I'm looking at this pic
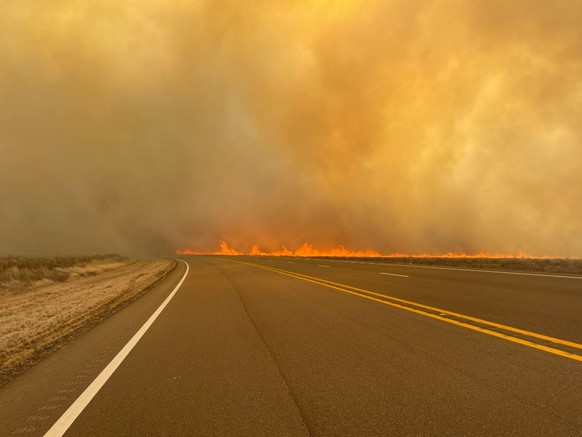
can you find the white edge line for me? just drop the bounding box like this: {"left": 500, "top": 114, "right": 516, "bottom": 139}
{"left": 380, "top": 272, "right": 410, "bottom": 278}
{"left": 318, "top": 265, "right": 330, "bottom": 268}
{"left": 321, "top": 259, "right": 582, "bottom": 280}
{"left": 377, "top": 263, "right": 582, "bottom": 279}
{"left": 44, "top": 259, "right": 190, "bottom": 437}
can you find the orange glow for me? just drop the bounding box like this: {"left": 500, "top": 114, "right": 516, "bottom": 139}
{"left": 176, "top": 242, "right": 552, "bottom": 259}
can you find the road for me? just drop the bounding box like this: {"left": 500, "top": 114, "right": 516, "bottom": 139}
{"left": 1, "top": 256, "right": 581, "bottom": 436}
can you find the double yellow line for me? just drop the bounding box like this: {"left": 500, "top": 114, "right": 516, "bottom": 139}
{"left": 232, "top": 259, "right": 582, "bottom": 363}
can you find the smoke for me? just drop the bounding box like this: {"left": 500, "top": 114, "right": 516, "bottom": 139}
{"left": 1, "top": 0, "right": 580, "bottom": 256}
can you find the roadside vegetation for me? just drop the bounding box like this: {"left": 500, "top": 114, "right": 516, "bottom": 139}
{"left": 326, "top": 256, "right": 582, "bottom": 275}
{"left": 0, "top": 256, "right": 175, "bottom": 384}
{"left": 0, "top": 255, "right": 125, "bottom": 285}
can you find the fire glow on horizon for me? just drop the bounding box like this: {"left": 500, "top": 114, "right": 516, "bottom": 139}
{"left": 176, "top": 241, "right": 553, "bottom": 259}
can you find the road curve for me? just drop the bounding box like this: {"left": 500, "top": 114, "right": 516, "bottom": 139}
{"left": 1, "top": 256, "right": 581, "bottom": 436}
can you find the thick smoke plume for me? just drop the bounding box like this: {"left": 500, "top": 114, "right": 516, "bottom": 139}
{"left": 1, "top": 1, "right": 581, "bottom": 256}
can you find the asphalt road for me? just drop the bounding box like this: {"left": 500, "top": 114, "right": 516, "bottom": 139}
{"left": 1, "top": 256, "right": 581, "bottom": 436}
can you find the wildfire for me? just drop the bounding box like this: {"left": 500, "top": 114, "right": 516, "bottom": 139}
{"left": 176, "top": 242, "right": 550, "bottom": 259}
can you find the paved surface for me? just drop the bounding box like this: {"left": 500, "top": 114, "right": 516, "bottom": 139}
{"left": 1, "top": 256, "right": 581, "bottom": 436}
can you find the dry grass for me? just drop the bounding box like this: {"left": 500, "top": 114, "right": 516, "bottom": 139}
{"left": 323, "top": 256, "right": 582, "bottom": 275}
{"left": 0, "top": 256, "right": 175, "bottom": 384}
{"left": 0, "top": 255, "right": 125, "bottom": 286}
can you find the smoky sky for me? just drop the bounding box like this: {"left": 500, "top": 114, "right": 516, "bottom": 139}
{"left": 1, "top": 0, "right": 581, "bottom": 256}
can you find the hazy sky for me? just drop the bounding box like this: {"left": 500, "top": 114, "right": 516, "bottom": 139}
{"left": 1, "top": 0, "right": 581, "bottom": 257}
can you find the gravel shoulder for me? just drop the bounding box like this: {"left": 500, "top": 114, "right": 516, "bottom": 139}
{"left": 0, "top": 258, "right": 176, "bottom": 384}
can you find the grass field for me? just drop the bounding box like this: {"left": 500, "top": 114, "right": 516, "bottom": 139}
{"left": 0, "top": 255, "right": 127, "bottom": 286}
{"left": 320, "top": 256, "right": 582, "bottom": 275}
{"left": 0, "top": 256, "right": 175, "bottom": 384}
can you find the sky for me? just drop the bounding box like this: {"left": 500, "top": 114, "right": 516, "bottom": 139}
{"left": 1, "top": 0, "right": 581, "bottom": 257}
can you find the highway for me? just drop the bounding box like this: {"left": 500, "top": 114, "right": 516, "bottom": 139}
{"left": 1, "top": 256, "right": 581, "bottom": 436}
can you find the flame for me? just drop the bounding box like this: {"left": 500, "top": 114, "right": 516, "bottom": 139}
{"left": 175, "top": 242, "right": 553, "bottom": 259}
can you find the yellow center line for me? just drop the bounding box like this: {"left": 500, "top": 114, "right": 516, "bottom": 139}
{"left": 229, "top": 259, "right": 582, "bottom": 363}
{"left": 266, "top": 264, "right": 582, "bottom": 350}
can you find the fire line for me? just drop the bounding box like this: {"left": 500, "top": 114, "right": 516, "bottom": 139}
{"left": 176, "top": 241, "right": 552, "bottom": 259}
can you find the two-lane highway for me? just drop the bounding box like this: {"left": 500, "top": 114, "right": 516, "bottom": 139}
{"left": 1, "top": 256, "right": 581, "bottom": 436}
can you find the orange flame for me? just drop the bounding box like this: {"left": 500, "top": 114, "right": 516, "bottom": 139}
{"left": 175, "top": 242, "right": 552, "bottom": 258}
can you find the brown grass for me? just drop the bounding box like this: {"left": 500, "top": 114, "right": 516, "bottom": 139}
{"left": 0, "top": 256, "right": 176, "bottom": 384}
{"left": 323, "top": 256, "right": 582, "bottom": 275}
{"left": 0, "top": 255, "right": 127, "bottom": 286}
